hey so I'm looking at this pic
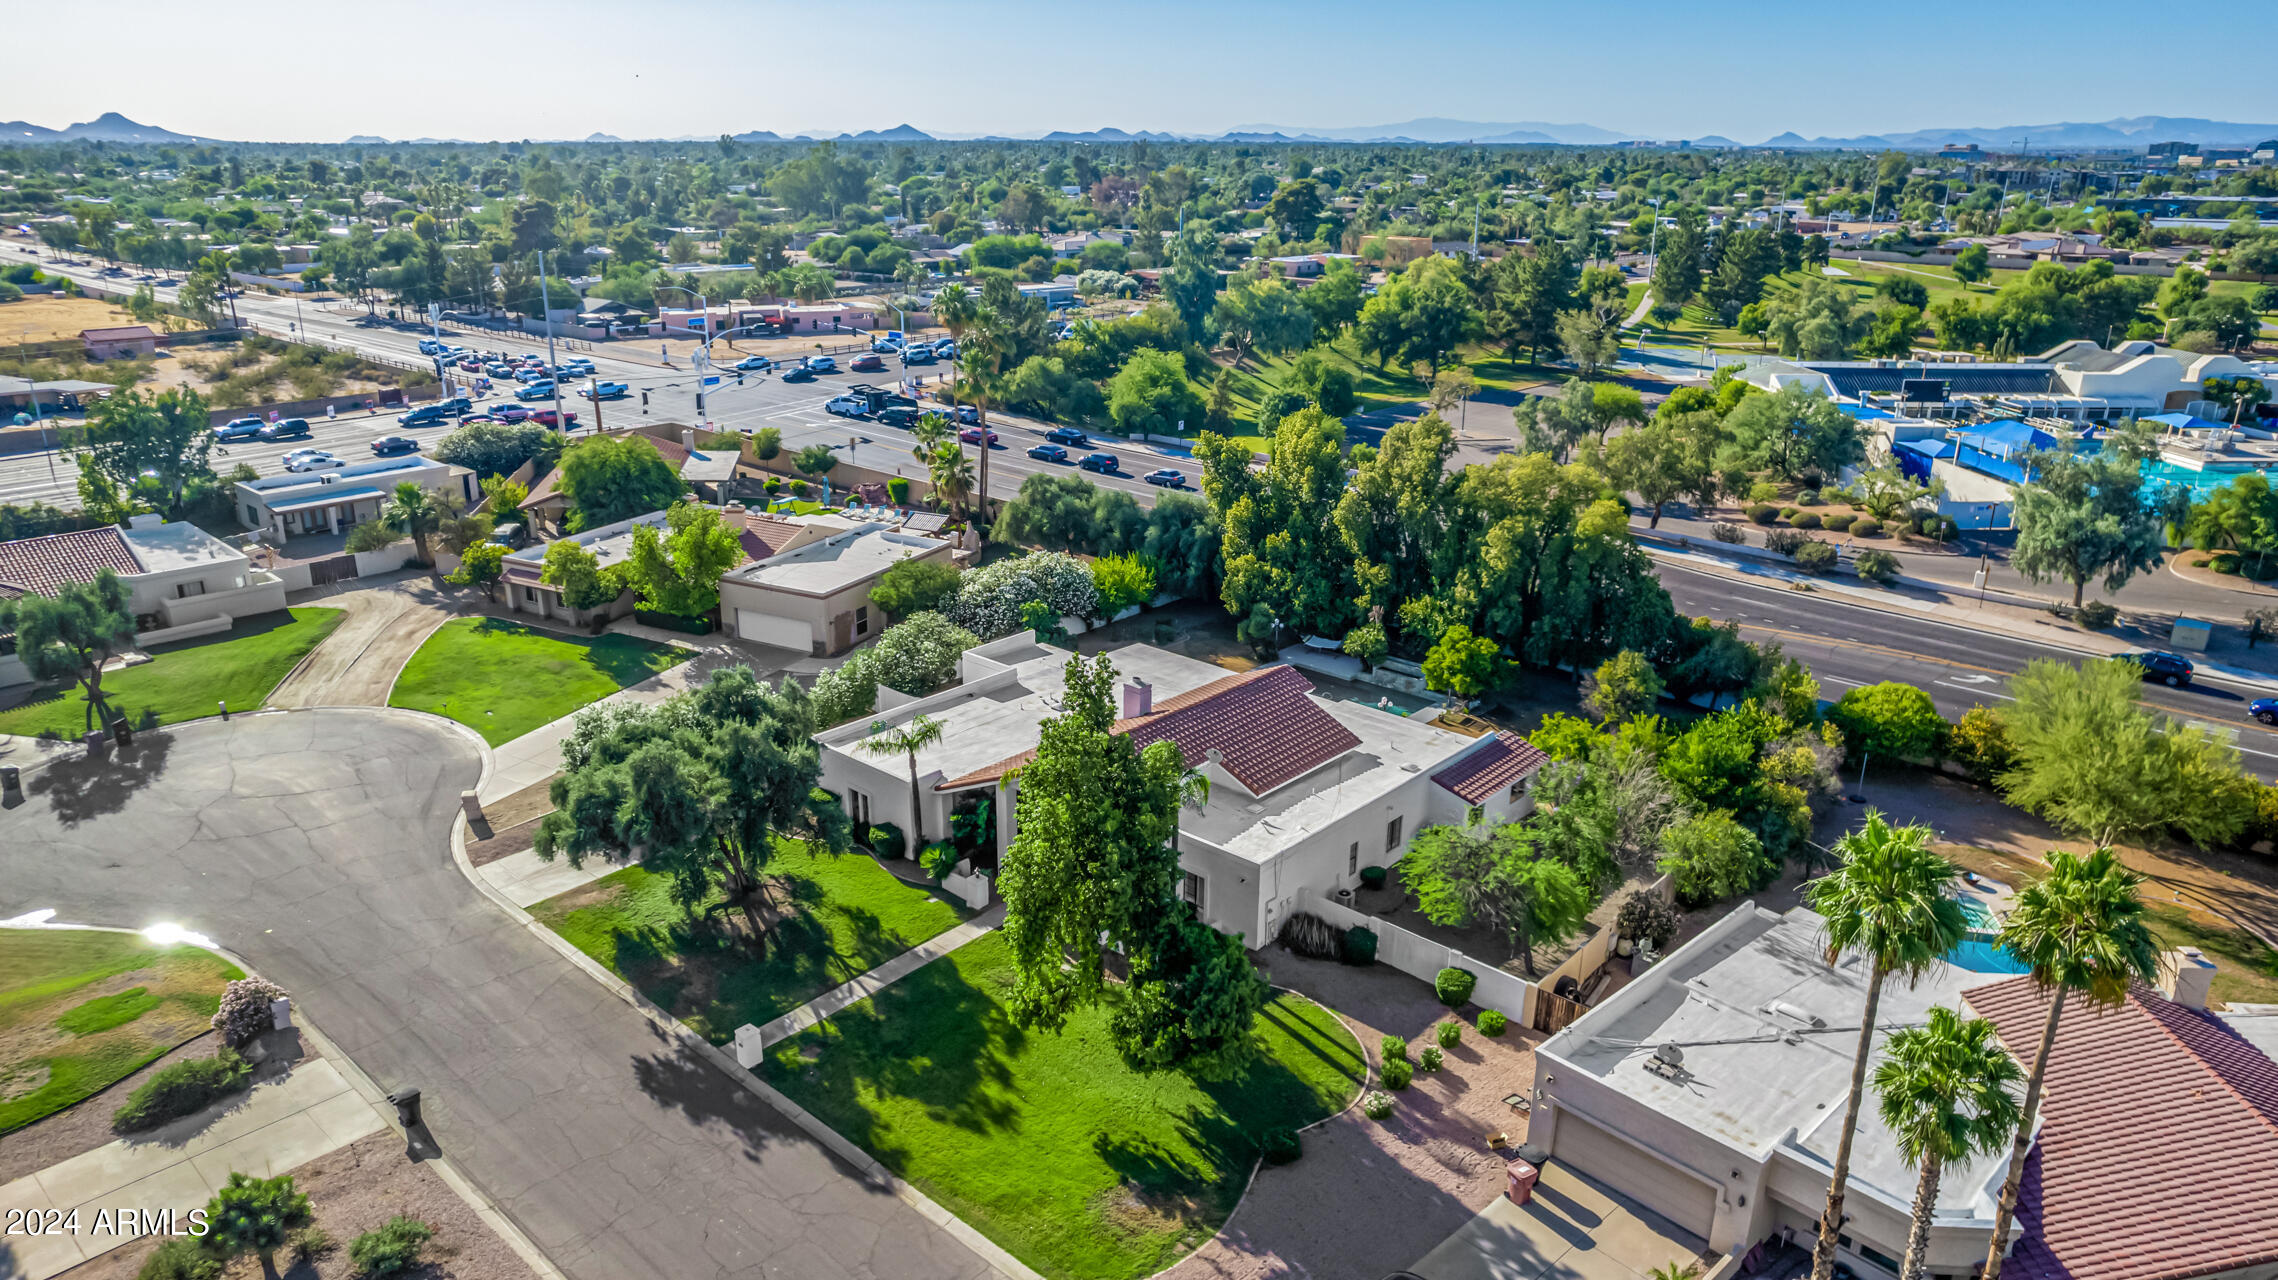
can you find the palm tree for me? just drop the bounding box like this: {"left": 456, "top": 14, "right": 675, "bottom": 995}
{"left": 861, "top": 714, "right": 946, "bottom": 848}
{"left": 1874, "top": 1007, "right": 2024, "bottom": 1280}
{"left": 347, "top": 481, "right": 445, "bottom": 566}
{"left": 933, "top": 283, "right": 977, "bottom": 395}
{"left": 1802, "top": 812, "right": 1968, "bottom": 1280}
{"left": 929, "top": 442, "right": 975, "bottom": 521}
{"left": 910, "top": 410, "right": 952, "bottom": 471}
{"left": 1979, "top": 848, "right": 2158, "bottom": 1280}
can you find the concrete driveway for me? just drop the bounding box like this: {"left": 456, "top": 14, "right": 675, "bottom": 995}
{"left": 268, "top": 571, "right": 465, "bottom": 709}
{"left": 1408, "top": 1163, "right": 1709, "bottom": 1280}
{"left": 0, "top": 709, "right": 998, "bottom": 1280}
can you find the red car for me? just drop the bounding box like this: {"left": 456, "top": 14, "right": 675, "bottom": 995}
{"left": 958, "top": 426, "right": 1000, "bottom": 446}
{"left": 530, "top": 409, "right": 579, "bottom": 428}
{"left": 457, "top": 357, "right": 483, "bottom": 371}
{"left": 850, "top": 353, "right": 886, "bottom": 373}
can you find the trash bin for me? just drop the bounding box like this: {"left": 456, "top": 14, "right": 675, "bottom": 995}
{"left": 1505, "top": 1160, "right": 1539, "bottom": 1205}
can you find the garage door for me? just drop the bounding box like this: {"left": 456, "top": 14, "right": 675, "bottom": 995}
{"left": 736, "top": 609, "right": 811, "bottom": 651}
{"left": 1551, "top": 1112, "right": 1716, "bottom": 1239}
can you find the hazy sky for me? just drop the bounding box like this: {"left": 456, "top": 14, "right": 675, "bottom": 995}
{"left": 10, "top": 0, "right": 2276, "bottom": 144}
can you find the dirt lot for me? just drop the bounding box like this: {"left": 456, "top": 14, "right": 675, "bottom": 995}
{"left": 0, "top": 293, "right": 144, "bottom": 343}
{"left": 63, "top": 1129, "right": 537, "bottom": 1280}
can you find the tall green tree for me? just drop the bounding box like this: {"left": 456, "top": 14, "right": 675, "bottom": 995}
{"left": 1335, "top": 413, "right": 1455, "bottom": 632}
{"left": 10, "top": 570, "right": 136, "bottom": 732}
{"left": 1722, "top": 382, "right": 1864, "bottom": 481}
{"left": 1801, "top": 814, "right": 1967, "bottom": 1280}
{"left": 1485, "top": 242, "right": 1576, "bottom": 363}
{"left": 1874, "top": 1009, "right": 2023, "bottom": 1280}
{"left": 75, "top": 388, "right": 215, "bottom": 520}
{"left": 556, "top": 435, "right": 685, "bottom": 532}
{"left": 2010, "top": 428, "right": 2169, "bottom": 608}
{"left": 1200, "top": 407, "right": 1358, "bottom": 644}
{"left": 1353, "top": 255, "right": 1480, "bottom": 377}
{"left": 1762, "top": 275, "right": 1870, "bottom": 360}
{"left": 624, "top": 502, "right": 743, "bottom": 617}
{"left": 1400, "top": 821, "right": 1592, "bottom": 976}
{"left": 2184, "top": 472, "right": 2278, "bottom": 577}
{"left": 1210, "top": 267, "right": 1313, "bottom": 365}
{"left": 859, "top": 713, "right": 945, "bottom": 849}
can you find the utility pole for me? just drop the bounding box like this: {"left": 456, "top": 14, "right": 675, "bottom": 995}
{"left": 537, "top": 250, "right": 564, "bottom": 431}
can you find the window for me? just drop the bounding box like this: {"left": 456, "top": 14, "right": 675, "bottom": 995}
{"left": 1510, "top": 776, "right": 1531, "bottom": 800}
{"left": 1180, "top": 872, "right": 1206, "bottom": 913}
{"left": 173, "top": 580, "right": 206, "bottom": 599}
{"left": 523, "top": 587, "right": 538, "bottom": 604}
{"left": 1385, "top": 815, "right": 1404, "bottom": 853}
{"left": 846, "top": 788, "right": 870, "bottom": 824}
{"left": 855, "top": 605, "right": 870, "bottom": 637}
{"left": 1348, "top": 841, "right": 1359, "bottom": 877}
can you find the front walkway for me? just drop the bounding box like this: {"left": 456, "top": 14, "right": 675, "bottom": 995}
{"left": 479, "top": 641, "right": 736, "bottom": 803}
{"left": 1407, "top": 1163, "right": 1710, "bottom": 1280}
{"left": 0, "top": 1059, "right": 385, "bottom": 1280}
{"left": 757, "top": 905, "right": 1003, "bottom": 1046}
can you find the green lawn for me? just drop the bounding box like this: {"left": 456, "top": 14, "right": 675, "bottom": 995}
{"left": 387, "top": 617, "right": 689, "bottom": 746}
{"left": 531, "top": 843, "right": 969, "bottom": 1041}
{"left": 0, "top": 607, "right": 342, "bottom": 740}
{"left": 2145, "top": 902, "right": 2278, "bottom": 1006}
{"left": 762, "top": 933, "right": 1366, "bottom": 1280}
{"left": 0, "top": 930, "right": 243, "bottom": 1134}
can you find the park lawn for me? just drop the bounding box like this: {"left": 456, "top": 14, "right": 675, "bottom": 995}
{"left": 531, "top": 843, "right": 968, "bottom": 1042}
{"left": 0, "top": 607, "right": 341, "bottom": 740}
{"left": 386, "top": 617, "right": 689, "bottom": 746}
{"left": 0, "top": 930, "right": 243, "bottom": 1135}
{"left": 762, "top": 933, "right": 1366, "bottom": 1280}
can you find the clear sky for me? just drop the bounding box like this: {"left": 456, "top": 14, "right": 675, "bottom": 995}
{"left": 10, "top": 0, "right": 2276, "bottom": 145}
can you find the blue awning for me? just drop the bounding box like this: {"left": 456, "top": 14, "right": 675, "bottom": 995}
{"left": 1949, "top": 420, "right": 2057, "bottom": 460}
{"left": 2145, "top": 411, "right": 2218, "bottom": 432}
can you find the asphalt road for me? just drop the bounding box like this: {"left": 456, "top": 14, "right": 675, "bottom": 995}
{"left": 1658, "top": 561, "right": 2278, "bottom": 778}
{"left": 0, "top": 710, "right": 999, "bottom": 1280}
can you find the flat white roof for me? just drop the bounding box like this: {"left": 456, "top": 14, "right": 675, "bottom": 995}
{"left": 119, "top": 520, "right": 246, "bottom": 575}
{"left": 727, "top": 527, "right": 936, "bottom": 597}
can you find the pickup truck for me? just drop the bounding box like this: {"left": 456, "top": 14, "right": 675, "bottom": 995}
{"left": 582, "top": 381, "right": 629, "bottom": 400}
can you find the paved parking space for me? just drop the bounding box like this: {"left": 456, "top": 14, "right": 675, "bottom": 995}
{"left": 1409, "top": 1163, "right": 1710, "bottom": 1280}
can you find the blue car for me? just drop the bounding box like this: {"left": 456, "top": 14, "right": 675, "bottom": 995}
{"left": 396, "top": 405, "right": 449, "bottom": 427}
{"left": 1027, "top": 443, "right": 1069, "bottom": 463}
{"left": 2253, "top": 697, "right": 2278, "bottom": 726}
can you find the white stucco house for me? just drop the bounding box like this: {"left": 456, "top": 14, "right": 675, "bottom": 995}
{"left": 233, "top": 455, "right": 475, "bottom": 543}
{"left": 815, "top": 634, "right": 1550, "bottom": 946}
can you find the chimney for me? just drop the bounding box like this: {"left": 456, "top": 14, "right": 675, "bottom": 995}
{"left": 2158, "top": 947, "right": 2216, "bottom": 1011}
{"left": 680, "top": 427, "right": 696, "bottom": 450}
{"left": 1122, "top": 678, "right": 1153, "bottom": 718}
{"left": 723, "top": 501, "right": 745, "bottom": 516}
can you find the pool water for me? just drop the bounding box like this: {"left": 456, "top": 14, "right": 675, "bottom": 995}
{"left": 1955, "top": 897, "right": 1999, "bottom": 931}
{"left": 2140, "top": 458, "right": 2267, "bottom": 500}
{"left": 1946, "top": 939, "right": 2030, "bottom": 975}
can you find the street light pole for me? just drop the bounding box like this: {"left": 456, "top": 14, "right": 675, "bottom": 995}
{"left": 537, "top": 250, "right": 564, "bottom": 429}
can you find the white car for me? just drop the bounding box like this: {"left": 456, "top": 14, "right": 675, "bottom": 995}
{"left": 283, "top": 451, "right": 345, "bottom": 473}
{"left": 279, "top": 447, "right": 329, "bottom": 466}
{"left": 825, "top": 396, "right": 867, "bottom": 417}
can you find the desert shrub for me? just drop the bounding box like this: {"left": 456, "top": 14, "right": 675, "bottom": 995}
{"left": 1380, "top": 1034, "right": 1409, "bottom": 1063}
{"left": 1855, "top": 548, "right": 1900, "bottom": 581}
{"left": 1277, "top": 911, "right": 1343, "bottom": 960}
{"left": 136, "top": 1239, "right": 221, "bottom": 1280}
{"left": 1358, "top": 864, "right": 1388, "bottom": 890}
{"left": 1434, "top": 966, "right": 1477, "bottom": 1007}
{"left": 348, "top": 1216, "right": 434, "bottom": 1277}
{"left": 1824, "top": 512, "right": 1857, "bottom": 532}
{"left": 113, "top": 1050, "right": 252, "bottom": 1133}
{"left": 1796, "top": 488, "right": 1821, "bottom": 506}
{"left": 1933, "top": 515, "right": 1958, "bottom": 541}
{"left": 1780, "top": 506, "right": 1798, "bottom": 520}
{"left": 1260, "top": 1127, "right": 1302, "bottom": 1165}
{"left": 1763, "top": 528, "right": 1807, "bottom": 556}
{"left": 1381, "top": 1058, "right": 1414, "bottom": 1090}
{"left": 2078, "top": 600, "right": 2118, "bottom": 629}
{"left": 292, "top": 1227, "right": 335, "bottom": 1262}
{"left": 1616, "top": 893, "right": 1680, "bottom": 949}
{"left": 867, "top": 821, "right": 906, "bottom": 859}
{"left": 1909, "top": 510, "right": 1936, "bottom": 536}
{"left": 1746, "top": 503, "right": 1778, "bottom": 525}
{"left": 1419, "top": 1046, "right": 1444, "bottom": 1072}
{"left": 1437, "top": 1020, "right": 1463, "bottom": 1049}
{"left": 1710, "top": 522, "right": 1747, "bottom": 544}
{"left": 1362, "top": 1091, "right": 1394, "bottom": 1120}
{"left": 1831, "top": 681, "right": 1948, "bottom": 761}
{"left": 211, "top": 977, "right": 288, "bottom": 1049}
{"left": 1747, "top": 480, "right": 1780, "bottom": 503}
{"left": 1792, "top": 512, "right": 1821, "bottom": 529}
{"left": 1852, "top": 515, "right": 1884, "bottom": 537}
{"left": 1478, "top": 1009, "right": 1509, "bottom": 1036}
{"left": 1793, "top": 540, "right": 1838, "bottom": 572}
{"left": 886, "top": 475, "right": 911, "bottom": 504}
{"left": 1948, "top": 707, "right": 2014, "bottom": 780}
{"left": 1341, "top": 925, "right": 1378, "bottom": 965}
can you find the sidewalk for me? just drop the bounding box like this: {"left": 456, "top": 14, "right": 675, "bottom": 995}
{"left": 0, "top": 1059, "right": 384, "bottom": 1280}
{"left": 756, "top": 906, "right": 1003, "bottom": 1047}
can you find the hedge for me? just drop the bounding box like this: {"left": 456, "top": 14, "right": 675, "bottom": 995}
{"left": 1479, "top": 1009, "right": 1508, "bottom": 1036}
{"left": 1746, "top": 504, "right": 1779, "bottom": 525}
{"left": 1341, "top": 925, "right": 1378, "bottom": 965}
{"left": 867, "top": 821, "right": 906, "bottom": 859}
{"left": 1824, "top": 513, "right": 1857, "bottom": 532}
{"left": 113, "top": 1049, "right": 252, "bottom": 1133}
{"left": 1852, "top": 516, "right": 1884, "bottom": 537}
{"left": 633, "top": 608, "right": 716, "bottom": 634}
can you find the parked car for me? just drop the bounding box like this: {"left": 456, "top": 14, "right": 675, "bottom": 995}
{"left": 900, "top": 346, "right": 936, "bottom": 366}
{"left": 1044, "top": 426, "right": 1089, "bottom": 447}
{"left": 494, "top": 404, "right": 533, "bottom": 423}
{"left": 370, "top": 435, "right": 421, "bottom": 456}
{"left": 2117, "top": 650, "right": 2194, "bottom": 687}
{"left": 214, "top": 416, "right": 265, "bottom": 441}
{"left": 1141, "top": 468, "right": 1188, "bottom": 488}
{"left": 487, "top": 521, "right": 529, "bottom": 550}
{"left": 530, "top": 408, "right": 580, "bottom": 428}
{"left": 1027, "top": 443, "right": 1069, "bottom": 463}
{"left": 257, "top": 419, "right": 313, "bottom": 442}
{"left": 1079, "top": 452, "right": 1121, "bottom": 474}
{"left": 2253, "top": 697, "right": 2278, "bottom": 726}
{"left": 850, "top": 354, "right": 887, "bottom": 373}
{"left": 805, "top": 355, "right": 838, "bottom": 373}
{"left": 515, "top": 381, "right": 557, "bottom": 401}
{"left": 733, "top": 355, "right": 774, "bottom": 372}
{"left": 826, "top": 396, "right": 868, "bottom": 417}
{"left": 284, "top": 451, "right": 344, "bottom": 473}
{"left": 582, "top": 381, "right": 629, "bottom": 400}
{"left": 780, "top": 365, "right": 817, "bottom": 383}
{"left": 959, "top": 426, "right": 1000, "bottom": 446}
{"left": 396, "top": 405, "right": 449, "bottom": 427}
{"left": 877, "top": 406, "right": 919, "bottom": 428}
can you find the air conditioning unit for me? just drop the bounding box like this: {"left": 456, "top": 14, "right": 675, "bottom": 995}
{"left": 317, "top": 473, "right": 337, "bottom": 485}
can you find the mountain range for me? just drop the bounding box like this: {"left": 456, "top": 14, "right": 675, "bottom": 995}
{"left": 8, "top": 112, "right": 2277, "bottom": 151}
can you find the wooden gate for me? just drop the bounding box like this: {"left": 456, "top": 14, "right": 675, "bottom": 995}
{"left": 1532, "top": 988, "right": 1587, "bottom": 1036}
{"left": 307, "top": 554, "right": 357, "bottom": 586}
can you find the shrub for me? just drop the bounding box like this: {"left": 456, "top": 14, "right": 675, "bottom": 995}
{"left": 348, "top": 1216, "right": 434, "bottom": 1276}
{"left": 1436, "top": 1020, "right": 1462, "bottom": 1049}
{"left": 1830, "top": 681, "right": 1948, "bottom": 761}
{"left": 292, "top": 1227, "right": 335, "bottom": 1262}
{"left": 2211, "top": 551, "right": 2242, "bottom": 575}
{"left": 919, "top": 841, "right": 960, "bottom": 879}
{"left": 1793, "top": 540, "right": 1838, "bottom": 572}
{"left": 886, "top": 475, "right": 911, "bottom": 504}
{"left": 1824, "top": 512, "right": 1858, "bottom": 533}
{"left": 1358, "top": 864, "right": 1388, "bottom": 891}
{"left": 1478, "top": 1009, "right": 1508, "bottom": 1037}
{"left": 1779, "top": 506, "right": 1798, "bottom": 520}
{"left": 1419, "top": 1046, "right": 1444, "bottom": 1072}
{"left": 1745, "top": 503, "right": 1778, "bottom": 525}
{"left": 1616, "top": 893, "right": 1680, "bottom": 949}
{"left": 868, "top": 821, "right": 906, "bottom": 859}
{"left": 1380, "top": 1034, "right": 1409, "bottom": 1064}
{"left": 1435, "top": 966, "right": 1477, "bottom": 1007}
{"left": 1796, "top": 488, "right": 1821, "bottom": 506}
{"left": 1948, "top": 706, "right": 2014, "bottom": 780}
{"left": 1341, "top": 925, "right": 1378, "bottom": 966}
{"left": 1710, "top": 522, "right": 1747, "bottom": 544}
{"left": 1933, "top": 515, "right": 1958, "bottom": 541}
{"left": 1792, "top": 512, "right": 1821, "bottom": 529}
{"left": 1381, "top": 1058, "right": 1414, "bottom": 1090}
{"left": 1276, "top": 911, "right": 1342, "bottom": 960}
{"left": 1260, "top": 1127, "right": 1302, "bottom": 1165}
{"left": 1856, "top": 548, "right": 1900, "bottom": 581}
{"left": 201, "top": 1173, "right": 312, "bottom": 1275}
{"left": 113, "top": 1049, "right": 252, "bottom": 1133}
{"left": 1852, "top": 515, "right": 1884, "bottom": 537}
{"left": 945, "top": 549, "right": 1099, "bottom": 639}
{"left": 1747, "top": 480, "right": 1780, "bottom": 503}
{"left": 752, "top": 426, "right": 783, "bottom": 460}
{"left": 136, "top": 1239, "right": 221, "bottom": 1280}
{"left": 1910, "top": 510, "right": 1936, "bottom": 536}
{"left": 211, "top": 977, "right": 288, "bottom": 1049}
{"left": 1362, "top": 1090, "right": 1394, "bottom": 1120}
{"left": 1763, "top": 528, "right": 1807, "bottom": 556}
{"left": 2078, "top": 600, "right": 2118, "bottom": 629}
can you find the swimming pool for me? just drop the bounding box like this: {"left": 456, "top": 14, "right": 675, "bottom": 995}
{"left": 1946, "top": 939, "right": 2030, "bottom": 975}
{"left": 2140, "top": 457, "right": 2268, "bottom": 500}
{"left": 1954, "top": 896, "right": 1999, "bottom": 932}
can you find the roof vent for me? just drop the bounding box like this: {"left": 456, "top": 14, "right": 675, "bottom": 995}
{"left": 1764, "top": 1000, "right": 1827, "bottom": 1029}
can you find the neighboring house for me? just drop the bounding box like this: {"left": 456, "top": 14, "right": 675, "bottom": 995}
{"left": 234, "top": 455, "right": 475, "bottom": 542}
{"left": 0, "top": 515, "right": 286, "bottom": 687}
{"left": 815, "top": 637, "right": 1547, "bottom": 943}
{"left": 497, "top": 507, "right": 675, "bottom": 628}
{"left": 720, "top": 516, "right": 953, "bottom": 654}
{"left": 1, "top": 376, "right": 115, "bottom": 417}
{"left": 79, "top": 325, "right": 160, "bottom": 360}
{"left": 1528, "top": 904, "right": 2278, "bottom": 1280}
{"left": 518, "top": 431, "right": 695, "bottom": 533}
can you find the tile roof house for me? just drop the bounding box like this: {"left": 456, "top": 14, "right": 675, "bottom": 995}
{"left": 0, "top": 526, "right": 143, "bottom": 597}
{"left": 818, "top": 636, "right": 1548, "bottom": 944}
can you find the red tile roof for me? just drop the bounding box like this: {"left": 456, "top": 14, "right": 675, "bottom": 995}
{"left": 936, "top": 664, "right": 1360, "bottom": 795}
{"left": 1967, "top": 978, "right": 2278, "bottom": 1280}
{"left": 0, "top": 526, "right": 142, "bottom": 597}
{"left": 739, "top": 512, "right": 808, "bottom": 562}
{"left": 1431, "top": 731, "right": 1551, "bottom": 803}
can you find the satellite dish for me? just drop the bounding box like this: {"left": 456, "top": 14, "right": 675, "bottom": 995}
{"left": 1654, "top": 1043, "right": 1685, "bottom": 1068}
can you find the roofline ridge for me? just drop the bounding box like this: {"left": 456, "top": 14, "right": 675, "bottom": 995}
{"left": 2135, "top": 983, "right": 2278, "bottom": 1139}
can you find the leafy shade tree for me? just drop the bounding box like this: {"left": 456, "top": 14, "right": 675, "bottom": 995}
{"left": 202, "top": 1171, "right": 314, "bottom": 1280}
{"left": 1485, "top": 242, "right": 1576, "bottom": 363}
{"left": 1601, "top": 416, "right": 1713, "bottom": 527}
{"left": 1952, "top": 244, "right": 1992, "bottom": 288}
{"left": 540, "top": 538, "right": 620, "bottom": 610}
{"left": 1998, "top": 658, "right": 2254, "bottom": 849}
{"left": 1422, "top": 624, "right": 1499, "bottom": 703}
{"left": 1723, "top": 382, "right": 1865, "bottom": 481}
{"left": 1210, "top": 267, "right": 1314, "bottom": 365}
{"left": 1828, "top": 682, "right": 1947, "bottom": 762}
{"left": 2010, "top": 430, "right": 2168, "bottom": 607}
{"left": 870, "top": 557, "right": 962, "bottom": 620}
{"left": 859, "top": 714, "right": 946, "bottom": 849}
{"left": 1090, "top": 552, "right": 1157, "bottom": 619}
{"left": 1107, "top": 349, "right": 1205, "bottom": 437}
{"left": 624, "top": 502, "right": 743, "bottom": 618}
{"left": 433, "top": 420, "right": 556, "bottom": 478}
{"left": 446, "top": 542, "right": 508, "bottom": 596}
{"left": 2185, "top": 471, "right": 2278, "bottom": 578}
{"left": 1976, "top": 849, "right": 2158, "bottom": 1280}
{"left": 1200, "top": 407, "right": 1357, "bottom": 644}
{"left": 1584, "top": 649, "right": 1664, "bottom": 724}
{"left": 1354, "top": 255, "right": 1480, "bottom": 377}
{"left": 1874, "top": 1009, "right": 2023, "bottom": 1280}
{"left": 1401, "top": 821, "right": 1592, "bottom": 976}
{"left": 1801, "top": 814, "right": 1967, "bottom": 1280}
{"left": 534, "top": 668, "right": 838, "bottom": 952}
{"left": 998, "top": 655, "right": 1268, "bottom": 1075}
{"left": 76, "top": 387, "right": 215, "bottom": 520}
{"left": 1762, "top": 274, "right": 1871, "bottom": 360}
{"left": 10, "top": 570, "right": 136, "bottom": 732}
{"left": 1335, "top": 413, "right": 1456, "bottom": 632}
{"left": 557, "top": 434, "right": 685, "bottom": 532}
{"left": 1655, "top": 809, "right": 1770, "bottom": 907}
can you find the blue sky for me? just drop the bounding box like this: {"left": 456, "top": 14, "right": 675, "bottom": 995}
{"left": 11, "top": 0, "right": 2277, "bottom": 144}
